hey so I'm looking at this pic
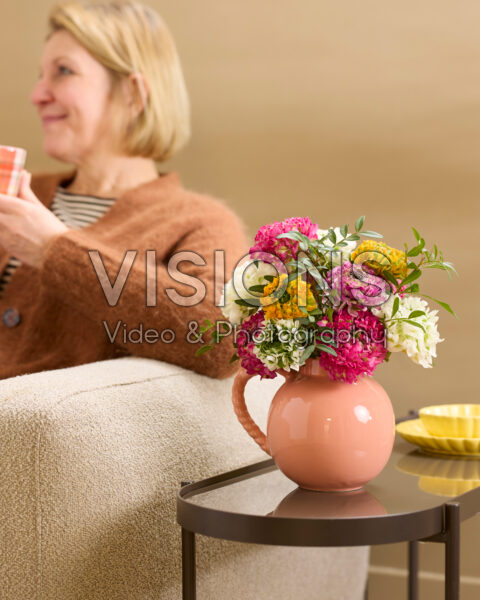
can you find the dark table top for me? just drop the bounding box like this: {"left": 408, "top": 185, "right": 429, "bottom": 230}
{"left": 177, "top": 435, "right": 480, "bottom": 547}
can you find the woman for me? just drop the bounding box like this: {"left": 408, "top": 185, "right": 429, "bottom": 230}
{"left": 0, "top": 1, "right": 248, "bottom": 379}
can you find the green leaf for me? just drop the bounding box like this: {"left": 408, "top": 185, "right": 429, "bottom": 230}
{"left": 355, "top": 216, "right": 365, "bottom": 232}
{"left": 412, "top": 227, "right": 421, "bottom": 242}
{"left": 277, "top": 231, "right": 311, "bottom": 245}
{"left": 404, "top": 319, "right": 426, "bottom": 333}
{"left": 340, "top": 224, "right": 348, "bottom": 237}
{"left": 300, "top": 344, "right": 316, "bottom": 362}
{"left": 234, "top": 298, "right": 254, "bottom": 307}
{"left": 443, "top": 262, "right": 458, "bottom": 276}
{"left": 221, "top": 322, "right": 230, "bottom": 331}
{"left": 315, "top": 243, "right": 335, "bottom": 252}
{"left": 328, "top": 228, "right": 337, "bottom": 244}
{"left": 382, "top": 269, "right": 399, "bottom": 289}
{"left": 248, "top": 284, "right": 266, "bottom": 293}
{"left": 391, "top": 296, "right": 400, "bottom": 318}
{"left": 318, "top": 344, "right": 338, "bottom": 357}
{"left": 423, "top": 262, "right": 458, "bottom": 276}
{"left": 253, "top": 260, "right": 259, "bottom": 268}
{"left": 399, "top": 268, "right": 422, "bottom": 288}
{"left": 297, "top": 317, "right": 313, "bottom": 326}
{"left": 403, "top": 283, "right": 420, "bottom": 294}
{"left": 408, "top": 310, "right": 425, "bottom": 318}
{"left": 264, "top": 275, "right": 276, "bottom": 282}
{"left": 407, "top": 245, "right": 423, "bottom": 257}
{"left": 288, "top": 271, "right": 302, "bottom": 282}
{"left": 421, "top": 294, "right": 458, "bottom": 318}
{"left": 195, "top": 345, "right": 213, "bottom": 356}
{"left": 347, "top": 234, "right": 361, "bottom": 241}
{"left": 229, "top": 353, "right": 240, "bottom": 364}
{"left": 360, "top": 230, "right": 383, "bottom": 238}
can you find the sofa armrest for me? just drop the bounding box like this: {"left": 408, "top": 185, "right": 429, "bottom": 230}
{"left": 0, "top": 358, "right": 368, "bottom": 600}
{"left": 0, "top": 358, "right": 275, "bottom": 597}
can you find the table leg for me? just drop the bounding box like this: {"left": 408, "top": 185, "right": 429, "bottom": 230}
{"left": 182, "top": 528, "right": 196, "bottom": 600}
{"left": 445, "top": 503, "right": 460, "bottom": 600}
{"left": 408, "top": 540, "right": 419, "bottom": 600}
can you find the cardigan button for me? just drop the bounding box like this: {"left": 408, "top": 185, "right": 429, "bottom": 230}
{"left": 2, "top": 308, "right": 21, "bottom": 328}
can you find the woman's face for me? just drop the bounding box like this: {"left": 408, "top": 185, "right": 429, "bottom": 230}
{"left": 31, "top": 30, "right": 119, "bottom": 164}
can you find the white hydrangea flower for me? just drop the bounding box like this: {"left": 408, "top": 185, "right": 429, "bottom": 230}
{"left": 372, "top": 295, "right": 444, "bottom": 368}
{"left": 252, "top": 319, "right": 307, "bottom": 372}
{"left": 220, "top": 260, "right": 278, "bottom": 325}
{"left": 316, "top": 226, "right": 357, "bottom": 261}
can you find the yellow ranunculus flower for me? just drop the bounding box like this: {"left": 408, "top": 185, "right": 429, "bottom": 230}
{"left": 261, "top": 273, "right": 317, "bottom": 320}
{"left": 350, "top": 240, "right": 408, "bottom": 279}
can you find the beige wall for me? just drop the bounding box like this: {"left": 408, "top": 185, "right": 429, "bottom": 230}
{"left": 2, "top": 1, "right": 480, "bottom": 597}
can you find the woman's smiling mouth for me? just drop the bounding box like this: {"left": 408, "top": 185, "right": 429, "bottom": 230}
{"left": 41, "top": 114, "right": 67, "bottom": 125}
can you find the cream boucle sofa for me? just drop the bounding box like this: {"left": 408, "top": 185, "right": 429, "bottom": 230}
{"left": 0, "top": 357, "right": 369, "bottom": 599}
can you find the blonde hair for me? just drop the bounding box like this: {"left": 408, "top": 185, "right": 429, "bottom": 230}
{"left": 48, "top": 1, "right": 191, "bottom": 161}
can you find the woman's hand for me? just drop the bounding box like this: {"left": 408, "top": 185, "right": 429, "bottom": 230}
{"left": 0, "top": 170, "right": 69, "bottom": 269}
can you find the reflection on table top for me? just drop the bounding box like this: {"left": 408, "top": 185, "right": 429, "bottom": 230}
{"left": 186, "top": 436, "right": 480, "bottom": 520}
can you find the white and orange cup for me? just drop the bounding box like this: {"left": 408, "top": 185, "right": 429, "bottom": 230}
{"left": 0, "top": 145, "right": 27, "bottom": 196}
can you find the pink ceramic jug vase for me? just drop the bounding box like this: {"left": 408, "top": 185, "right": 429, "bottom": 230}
{"left": 232, "top": 358, "right": 395, "bottom": 492}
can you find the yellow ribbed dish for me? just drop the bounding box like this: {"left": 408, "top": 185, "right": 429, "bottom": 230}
{"left": 396, "top": 419, "right": 480, "bottom": 457}
{"left": 419, "top": 404, "right": 480, "bottom": 438}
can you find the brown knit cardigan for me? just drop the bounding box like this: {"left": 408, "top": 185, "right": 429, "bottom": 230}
{"left": 0, "top": 171, "right": 249, "bottom": 380}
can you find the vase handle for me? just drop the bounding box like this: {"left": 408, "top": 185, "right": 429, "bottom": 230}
{"left": 232, "top": 369, "right": 271, "bottom": 455}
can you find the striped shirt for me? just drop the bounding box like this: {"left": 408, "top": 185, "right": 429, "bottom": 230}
{"left": 0, "top": 187, "right": 115, "bottom": 297}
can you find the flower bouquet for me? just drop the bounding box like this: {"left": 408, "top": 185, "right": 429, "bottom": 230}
{"left": 197, "top": 216, "right": 456, "bottom": 383}
{"left": 196, "top": 215, "right": 456, "bottom": 491}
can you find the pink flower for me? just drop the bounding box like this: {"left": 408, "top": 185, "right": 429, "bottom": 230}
{"left": 317, "top": 308, "right": 387, "bottom": 384}
{"left": 236, "top": 312, "right": 277, "bottom": 379}
{"left": 323, "top": 261, "right": 391, "bottom": 314}
{"left": 250, "top": 217, "right": 319, "bottom": 263}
